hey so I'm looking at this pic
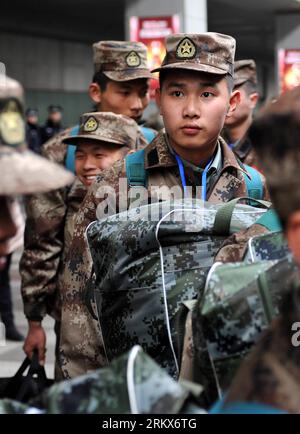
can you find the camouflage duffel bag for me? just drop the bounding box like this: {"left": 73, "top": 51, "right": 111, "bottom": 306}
{"left": 0, "top": 346, "right": 206, "bottom": 414}
{"left": 243, "top": 230, "right": 291, "bottom": 263}
{"left": 86, "top": 197, "right": 269, "bottom": 378}
{"left": 192, "top": 256, "right": 299, "bottom": 405}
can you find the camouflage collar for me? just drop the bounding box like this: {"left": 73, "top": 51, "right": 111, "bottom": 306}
{"left": 232, "top": 135, "right": 253, "bottom": 160}
{"left": 220, "top": 136, "right": 249, "bottom": 177}
{"left": 144, "top": 131, "right": 248, "bottom": 179}
{"left": 164, "top": 133, "right": 221, "bottom": 174}
{"left": 144, "top": 131, "right": 176, "bottom": 169}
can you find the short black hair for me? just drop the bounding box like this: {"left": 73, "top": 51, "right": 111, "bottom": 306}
{"left": 48, "top": 105, "right": 63, "bottom": 113}
{"left": 226, "top": 75, "right": 234, "bottom": 93}
{"left": 159, "top": 69, "right": 234, "bottom": 93}
{"left": 26, "top": 108, "right": 38, "bottom": 116}
{"left": 235, "top": 80, "right": 258, "bottom": 96}
{"left": 92, "top": 71, "right": 112, "bottom": 92}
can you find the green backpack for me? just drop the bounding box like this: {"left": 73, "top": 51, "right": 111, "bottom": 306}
{"left": 125, "top": 149, "right": 264, "bottom": 199}
{"left": 86, "top": 198, "right": 269, "bottom": 379}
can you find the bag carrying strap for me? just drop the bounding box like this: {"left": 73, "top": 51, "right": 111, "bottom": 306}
{"left": 175, "top": 300, "right": 197, "bottom": 368}
{"left": 125, "top": 153, "right": 263, "bottom": 194}
{"left": 140, "top": 126, "right": 156, "bottom": 144}
{"left": 3, "top": 349, "right": 49, "bottom": 402}
{"left": 255, "top": 209, "right": 282, "bottom": 232}
{"left": 209, "top": 396, "right": 286, "bottom": 414}
{"left": 257, "top": 270, "right": 276, "bottom": 324}
{"left": 243, "top": 165, "right": 263, "bottom": 200}
{"left": 65, "top": 125, "right": 80, "bottom": 174}
{"left": 213, "top": 197, "right": 271, "bottom": 236}
{"left": 125, "top": 149, "right": 148, "bottom": 187}
{"left": 16, "top": 350, "right": 48, "bottom": 402}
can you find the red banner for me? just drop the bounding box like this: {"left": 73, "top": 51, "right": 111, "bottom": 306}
{"left": 130, "top": 15, "right": 180, "bottom": 98}
{"left": 278, "top": 49, "right": 300, "bottom": 93}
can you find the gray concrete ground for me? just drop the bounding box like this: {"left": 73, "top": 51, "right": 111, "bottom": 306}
{"left": 0, "top": 247, "right": 55, "bottom": 380}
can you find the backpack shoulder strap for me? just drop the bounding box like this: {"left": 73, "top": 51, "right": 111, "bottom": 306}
{"left": 65, "top": 125, "right": 80, "bottom": 174}
{"left": 125, "top": 149, "right": 148, "bottom": 187}
{"left": 140, "top": 126, "right": 156, "bottom": 144}
{"left": 243, "top": 164, "right": 263, "bottom": 200}
{"left": 209, "top": 398, "right": 286, "bottom": 414}
{"left": 255, "top": 209, "right": 282, "bottom": 232}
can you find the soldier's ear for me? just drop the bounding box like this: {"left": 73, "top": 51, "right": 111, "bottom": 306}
{"left": 226, "top": 89, "right": 241, "bottom": 119}
{"left": 155, "top": 88, "right": 162, "bottom": 115}
{"left": 89, "top": 83, "right": 102, "bottom": 105}
{"left": 286, "top": 211, "right": 300, "bottom": 262}
{"left": 250, "top": 92, "right": 259, "bottom": 110}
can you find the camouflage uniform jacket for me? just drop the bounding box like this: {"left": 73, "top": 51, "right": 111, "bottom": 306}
{"left": 20, "top": 125, "right": 148, "bottom": 321}
{"left": 59, "top": 131, "right": 269, "bottom": 379}
{"left": 222, "top": 129, "right": 259, "bottom": 169}
{"left": 233, "top": 135, "right": 259, "bottom": 169}
{"left": 20, "top": 127, "right": 75, "bottom": 321}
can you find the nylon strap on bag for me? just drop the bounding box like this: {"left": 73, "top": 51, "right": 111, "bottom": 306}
{"left": 140, "top": 126, "right": 156, "bottom": 144}
{"left": 125, "top": 149, "right": 148, "bottom": 187}
{"left": 257, "top": 271, "right": 276, "bottom": 324}
{"left": 255, "top": 209, "right": 282, "bottom": 232}
{"left": 65, "top": 125, "right": 80, "bottom": 174}
{"left": 213, "top": 197, "right": 271, "bottom": 235}
{"left": 243, "top": 164, "right": 263, "bottom": 200}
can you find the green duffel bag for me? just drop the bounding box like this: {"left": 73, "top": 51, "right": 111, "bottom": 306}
{"left": 192, "top": 256, "right": 299, "bottom": 405}
{"left": 86, "top": 198, "right": 269, "bottom": 378}
{"left": 0, "top": 346, "right": 206, "bottom": 414}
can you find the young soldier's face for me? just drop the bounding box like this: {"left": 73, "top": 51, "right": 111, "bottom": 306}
{"left": 98, "top": 79, "right": 150, "bottom": 123}
{"left": 225, "top": 84, "right": 258, "bottom": 128}
{"left": 75, "top": 142, "right": 126, "bottom": 187}
{"left": 156, "top": 70, "right": 239, "bottom": 163}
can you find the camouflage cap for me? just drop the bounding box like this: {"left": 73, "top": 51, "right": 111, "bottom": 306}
{"left": 234, "top": 59, "right": 257, "bottom": 87}
{"left": 63, "top": 112, "right": 139, "bottom": 149}
{"left": 93, "top": 41, "right": 152, "bottom": 82}
{"left": 0, "top": 76, "right": 74, "bottom": 195}
{"left": 152, "top": 32, "right": 236, "bottom": 76}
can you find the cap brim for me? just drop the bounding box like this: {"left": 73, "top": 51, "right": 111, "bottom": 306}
{"left": 63, "top": 135, "right": 126, "bottom": 147}
{"left": 151, "top": 63, "right": 228, "bottom": 75}
{"left": 0, "top": 147, "right": 74, "bottom": 195}
{"left": 103, "top": 69, "right": 152, "bottom": 82}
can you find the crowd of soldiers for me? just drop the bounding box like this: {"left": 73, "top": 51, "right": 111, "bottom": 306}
{"left": 1, "top": 30, "right": 300, "bottom": 414}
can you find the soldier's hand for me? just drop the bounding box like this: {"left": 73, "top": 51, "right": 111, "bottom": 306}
{"left": 23, "top": 321, "right": 47, "bottom": 365}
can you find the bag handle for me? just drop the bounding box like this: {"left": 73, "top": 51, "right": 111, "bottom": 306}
{"left": 213, "top": 197, "right": 271, "bottom": 236}
{"left": 257, "top": 271, "right": 276, "bottom": 324}
{"left": 15, "top": 350, "right": 48, "bottom": 402}
{"left": 3, "top": 349, "right": 49, "bottom": 402}
{"left": 12, "top": 355, "right": 32, "bottom": 377}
